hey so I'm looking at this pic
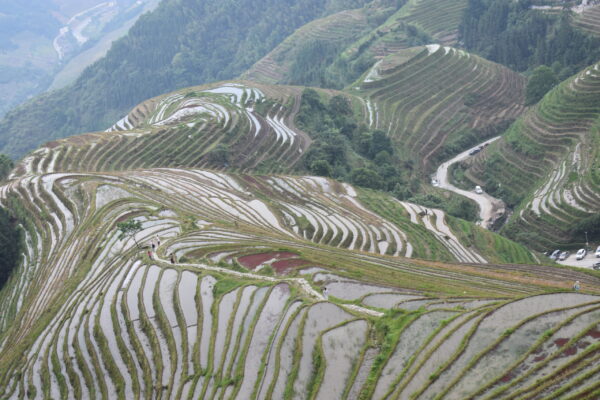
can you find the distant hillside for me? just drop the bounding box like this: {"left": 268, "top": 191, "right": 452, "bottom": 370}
{"left": 0, "top": 0, "right": 159, "bottom": 117}
{"left": 354, "top": 45, "right": 526, "bottom": 170}
{"left": 244, "top": 0, "right": 468, "bottom": 89}
{"left": 0, "top": 0, "right": 371, "bottom": 159}
{"left": 460, "top": 0, "right": 600, "bottom": 74}
{"left": 242, "top": 7, "right": 382, "bottom": 86}
{"left": 573, "top": 4, "right": 600, "bottom": 36}
{"left": 464, "top": 61, "right": 600, "bottom": 250}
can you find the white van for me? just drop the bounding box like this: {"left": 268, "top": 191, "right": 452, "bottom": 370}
{"left": 475, "top": 185, "right": 483, "bottom": 194}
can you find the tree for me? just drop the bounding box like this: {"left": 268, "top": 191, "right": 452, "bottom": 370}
{"left": 369, "top": 130, "right": 392, "bottom": 159}
{"left": 117, "top": 219, "right": 143, "bottom": 248}
{"left": 310, "top": 160, "right": 333, "bottom": 177}
{"left": 525, "top": 65, "right": 558, "bottom": 105}
{"left": 0, "top": 207, "right": 21, "bottom": 289}
{"left": 0, "top": 154, "right": 13, "bottom": 181}
{"left": 351, "top": 167, "right": 383, "bottom": 190}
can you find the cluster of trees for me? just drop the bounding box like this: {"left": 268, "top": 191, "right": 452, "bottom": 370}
{"left": 0, "top": 0, "right": 372, "bottom": 159}
{"left": 297, "top": 88, "right": 480, "bottom": 221}
{"left": 0, "top": 207, "right": 21, "bottom": 290}
{"left": 297, "top": 89, "right": 409, "bottom": 192}
{"left": 460, "top": 0, "right": 600, "bottom": 74}
{"left": 525, "top": 65, "right": 559, "bottom": 105}
{"left": 0, "top": 154, "right": 13, "bottom": 181}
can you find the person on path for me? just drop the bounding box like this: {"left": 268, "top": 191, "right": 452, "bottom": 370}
{"left": 170, "top": 253, "right": 176, "bottom": 264}
{"left": 573, "top": 281, "right": 581, "bottom": 291}
{"left": 155, "top": 235, "right": 161, "bottom": 247}
{"left": 151, "top": 241, "right": 156, "bottom": 251}
{"left": 148, "top": 250, "right": 153, "bottom": 260}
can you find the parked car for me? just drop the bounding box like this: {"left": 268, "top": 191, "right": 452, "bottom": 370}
{"left": 475, "top": 185, "right": 483, "bottom": 194}
{"left": 576, "top": 248, "right": 587, "bottom": 260}
{"left": 431, "top": 178, "right": 439, "bottom": 187}
{"left": 469, "top": 148, "right": 481, "bottom": 156}
{"left": 595, "top": 245, "right": 600, "bottom": 258}
{"left": 593, "top": 262, "right": 600, "bottom": 271}
{"left": 549, "top": 249, "right": 561, "bottom": 260}
{"left": 559, "top": 251, "right": 570, "bottom": 261}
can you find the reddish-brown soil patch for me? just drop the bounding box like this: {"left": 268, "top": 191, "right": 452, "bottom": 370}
{"left": 532, "top": 353, "right": 547, "bottom": 362}
{"left": 586, "top": 329, "right": 600, "bottom": 339}
{"left": 238, "top": 252, "right": 298, "bottom": 269}
{"left": 561, "top": 346, "right": 578, "bottom": 357}
{"left": 271, "top": 259, "right": 309, "bottom": 273}
{"left": 554, "top": 338, "right": 570, "bottom": 347}
{"left": 500, "top": 371, "right": 516, "bottom": 383}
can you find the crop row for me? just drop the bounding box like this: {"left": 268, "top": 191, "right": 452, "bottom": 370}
{"left": 466, "top": 62, "right": 600, "bottom": 249}
{"left": 359, "top": 45, "right": 526, "bottom": 169}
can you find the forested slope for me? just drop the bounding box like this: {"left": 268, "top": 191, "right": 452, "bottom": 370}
{"left": 460, "top": 0, "right": 600, "bottom": 74}
{"left": 0, "top": 0, "right": 370, "bottom": 159}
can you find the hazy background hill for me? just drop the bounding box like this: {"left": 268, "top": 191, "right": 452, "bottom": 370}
{"left": 0, "top": 0, "right": 159, "bottom": 117}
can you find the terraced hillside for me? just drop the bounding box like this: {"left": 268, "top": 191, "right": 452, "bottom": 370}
{"left": 244, "top": 0, "right": 468, "bottom": 88}
{"left": 465, "top": 61, "right": 600, "bottom": 250}
{"left": 573, "top": 4, "right": 600, "bottom": 35}
{"left": 1, "top": 160, "right": 600, "bottom": 398}
{"left": 11, "top": 82, "right": 314, "bottom": 176}
{"left": 242, "top": 8, "right": 375, "bottom": 84}
{"left": 390, "top": 0, "right": 467, "bottom": 44}
{"left": 10, "top": 78, "right": 536, "bottom": 265}
{"left": 355, "top": 45, "right": 527, "bottom": 169}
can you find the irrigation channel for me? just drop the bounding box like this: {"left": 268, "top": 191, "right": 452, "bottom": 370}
{"left": 432, "top": 136, "right": 505, "bottom": 229}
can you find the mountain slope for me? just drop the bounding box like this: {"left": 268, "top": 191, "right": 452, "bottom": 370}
{"left": 0, "top": 0, "right": 371, "bottom": 159}
{"left": 242, "top": 7, "right": 378, "bottom": 85}
{"left": 0, "top": 166, "right": 598, "bottom": 399}
{"left": 244, "top": 0, "right": 468, "bottom": 89}
{"left": 354, "top": 45, "right": 526, "bottom": 169}
{"left": 10, "top": 79, "right": 536, "bottom": 264}
{"left": 465, "top": 61, "right": 600, "bottom": 250}
{"left": 0, "top": 0, "right": 159, "bottom": 117}
{"left": 573, "top": 4, "right": 600, "bottom": 36}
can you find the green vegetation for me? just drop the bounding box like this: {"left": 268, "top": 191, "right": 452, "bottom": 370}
{"left": 0, "top": 154, "right": 13, "bottom": 181}
{"left": 117, "top": 218, "right": 143, "bottom": 248}
{"left": 408, "top": 193, "right": 478, "bottom": 222}
{"left": 357, "top": 45, "right": 526, "bottom": 179}
{"left": 461, "top": 0, "right": 600, "bottom": 73}
{"left": 297, "top": 88, "right": 408, "bottom": 193}
{"left": 525, "top": 65, "right": 559, "bottom": 105}
{"left": 447, "top": 216, "right": 536, "bottom": 264}
{"left": 0, "top": 207, "right": 21, "bottom": 289}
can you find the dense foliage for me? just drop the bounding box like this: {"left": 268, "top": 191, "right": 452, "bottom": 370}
{"left": 0, "top": 0, "right": 369, "bottom": 158}
{"left": 0, "top": 207, "right": 21, "bottom": 289}
{"left": 297, "top": 88, "right": 407, "bottom": 191}
{"left": 296, "top": 89, "right": 479, "bottom": 221}
{"left": 0, "top": 154, "right": 13, "bottom": 181}
{"left": 460, "top": 0, "right": 600, "bottom": 74}
{"left": 525, "top": 65, "right": 559, "bottom": 105}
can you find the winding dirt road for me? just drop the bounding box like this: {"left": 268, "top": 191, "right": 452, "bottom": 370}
{"left": 433, "top": 136, "right": 505, "bottom": 229}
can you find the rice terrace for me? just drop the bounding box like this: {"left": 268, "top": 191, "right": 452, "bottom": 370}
{"left": 0, "top": 0, "right": 599, "bottom": 399}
